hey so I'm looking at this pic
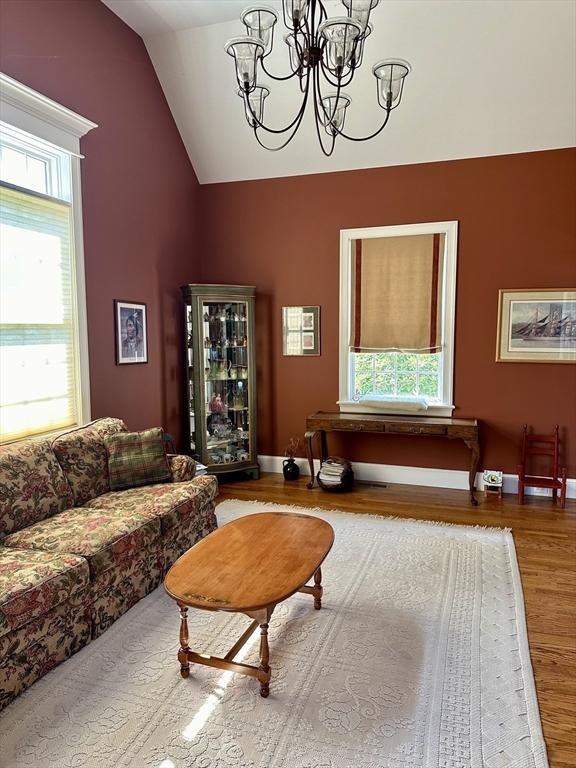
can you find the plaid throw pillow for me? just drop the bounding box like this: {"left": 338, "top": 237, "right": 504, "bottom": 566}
{"left": 105, "top": 427, "right": 171, "bottom": 491}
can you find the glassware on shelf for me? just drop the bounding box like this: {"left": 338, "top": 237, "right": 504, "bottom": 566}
{"left": 232, "top": 381, "right": 246, "bottom": 410}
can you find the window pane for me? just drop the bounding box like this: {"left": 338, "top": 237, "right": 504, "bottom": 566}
{"left": 26, "top": 156, "right": 48, "bottom": 194}
{"left": 0, "top": 146, "right": 49, "bottom": 195}
{"left": 1, "top": 225, "right": 68, "bottom": 324}
{"left": 354, "top": 353, "right": 373, "bottom": 373}
{"left": 397, "top": 353, "right": 418, "bottom": 371}
{"left": 419, "top": 373, "right": 439, "bottom": 398}
{"left": 397, "top": 373, "right": 418, "bottom": 396}
{"left": 375, "top": 372, "right": 395, "bottom": 394}
{"left": 0, "top": 184, "right": 76, "bottom": 441}
{"left": 418, "top": 354, "right": 439, "bottom": 373}
{"left": 351, "top": 350, "right": 441, "bottom": 402}
{"left": 0, "top": 146, "right": 27, "bottom": 186}
{"left": 374, "top": 352, "right": 395, "bottom": 372}
{"left": 354, "top": 371, "right": 373, "bottom": 397}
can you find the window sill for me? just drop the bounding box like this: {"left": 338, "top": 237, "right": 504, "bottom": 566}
{"left": 338, "top": 400, "right": 456, "bottom": 418}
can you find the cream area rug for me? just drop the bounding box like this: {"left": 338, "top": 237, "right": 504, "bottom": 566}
{"left": 0, "top": 500, "right": 548, "bottom": 768}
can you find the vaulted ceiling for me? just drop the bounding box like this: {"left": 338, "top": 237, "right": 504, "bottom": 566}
{"left": 101, "top": 0, "right": 576, "bottom": 185}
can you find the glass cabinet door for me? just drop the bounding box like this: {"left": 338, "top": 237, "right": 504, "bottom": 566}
{"left": 183, "top": 285, "right": 258, "bottom": 478}
{"left": 202, "top": 300, "right": 252, "bottom": 467}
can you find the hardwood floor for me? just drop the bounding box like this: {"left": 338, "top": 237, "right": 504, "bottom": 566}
{"left": 217, "top": 473, "right": 576, "bottom": 768}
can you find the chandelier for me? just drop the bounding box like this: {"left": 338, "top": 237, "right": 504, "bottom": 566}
{"left": 225, "top": 0, "right": 411, "bottom": 156}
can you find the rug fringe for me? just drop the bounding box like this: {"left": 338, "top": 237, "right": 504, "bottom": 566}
{"left": 216, "top": 498, "right": 512, "bottom": 536}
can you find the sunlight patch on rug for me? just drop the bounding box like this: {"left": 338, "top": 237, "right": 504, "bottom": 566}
{"left": 0, "top": 500, "right": 548, "bottom": 768}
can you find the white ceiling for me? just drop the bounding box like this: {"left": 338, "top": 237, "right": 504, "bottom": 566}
{"left": 102, "top": 0, "right": 576, "bottom": 185}
{"left": 102, "top": 0, "right": 261, "bottom": 36}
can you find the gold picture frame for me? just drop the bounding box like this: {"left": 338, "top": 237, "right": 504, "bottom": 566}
{"left": 496, "top": 289, "right": 576, "bottom": 363}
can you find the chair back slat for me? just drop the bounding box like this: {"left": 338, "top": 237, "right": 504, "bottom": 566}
{"left": 518, "top": 424, "right": 566, "bottom": 508}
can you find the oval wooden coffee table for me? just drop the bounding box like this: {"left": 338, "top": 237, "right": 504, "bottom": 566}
{"left": 164, "top": 511, "right": 334, "bottom": 697}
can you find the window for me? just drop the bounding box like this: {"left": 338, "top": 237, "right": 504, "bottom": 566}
{"left": 0, "top": 74, "right": 96, "bottom": 442}
{"left": 339, "top": 222, "right": 458, "bottom": 416}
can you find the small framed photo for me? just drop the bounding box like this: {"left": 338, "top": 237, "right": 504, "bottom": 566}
{"left": 302, "top": 331, "right": 315, "bottom": 349}
{"left": 496, "top": 289, "right": 576, "bottom": 363}
{"left": 302, "top": 312, "right": 315, "bottom": 330}
{"left": 114, "top": 300, "right": 148, "bottom": 364}
{"left": 282, "top": 306, "right": 320, "bottom": 355}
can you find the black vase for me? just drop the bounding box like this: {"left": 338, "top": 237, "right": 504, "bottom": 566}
{"left": 283, "top": 458, "right": 300, "bottom": 481}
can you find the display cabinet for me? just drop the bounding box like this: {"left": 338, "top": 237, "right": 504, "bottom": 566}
{"left": 182, "top": 284, "right": 259, "bottom": 479}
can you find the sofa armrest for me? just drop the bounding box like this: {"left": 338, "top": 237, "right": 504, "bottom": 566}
{"left": 167, "top": 454, "right": 197, "bottom": 483}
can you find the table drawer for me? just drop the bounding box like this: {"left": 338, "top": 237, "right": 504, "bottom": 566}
{"left": 336, "top": 420, "right": 385, "bottom": 433}
{"left": 385, "top": 423, "right": 447, "bottom": 436}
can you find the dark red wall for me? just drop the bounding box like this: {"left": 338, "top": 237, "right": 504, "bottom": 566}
{"left": 199, "top": 149, "right": 576, "bottom": 475}
{"left": 0, "top": 0, "right": 199, "bottom": 445}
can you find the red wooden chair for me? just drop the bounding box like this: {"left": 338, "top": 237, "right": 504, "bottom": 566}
{"left": 517, "top": 424, "right": 567, "bottom": 508}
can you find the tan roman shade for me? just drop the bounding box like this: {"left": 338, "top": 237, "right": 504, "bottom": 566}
{"left": 350, "top": 233, "right": 445, "bottom": 353}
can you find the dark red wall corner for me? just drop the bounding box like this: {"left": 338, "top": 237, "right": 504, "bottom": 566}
{"left": 0, "top": 0, "right": 200, "bottom": 447}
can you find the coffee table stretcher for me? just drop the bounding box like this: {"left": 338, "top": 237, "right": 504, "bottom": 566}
{"left": 175, "top": 567, "right": 323, "bottom": 698}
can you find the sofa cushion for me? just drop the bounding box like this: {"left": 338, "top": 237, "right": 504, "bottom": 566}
{"left": 3, "top": 507, "right": 160, "bottom": 579}
{"left": 0, "top": 439, "right": 74, "bottom": 538}
{"left": 86, "top": 475, "right": 219, "bottom": 533}
{"left": 0, "top": 547, "right": 89, "bottom": 638}
{"left": 105, "top": 427, "right": 171, "bottom": 491}
{"left": 51, "top": 417, "right": 127, "bottom": 505}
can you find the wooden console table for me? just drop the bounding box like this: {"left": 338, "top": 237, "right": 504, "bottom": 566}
{"left": 305, "top": 411, "right": 481, "bottom": 505}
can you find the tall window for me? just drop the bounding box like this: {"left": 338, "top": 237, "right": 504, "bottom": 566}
{"left": 339, "top": 222, "right": 458, "bottom": 416}
{"left": 0, "top": 74, "right": 96, "bottom": 442}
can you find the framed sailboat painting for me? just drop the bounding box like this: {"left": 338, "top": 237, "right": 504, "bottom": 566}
{"left": 496, "top": 289, "right": 576, "bottom": 363}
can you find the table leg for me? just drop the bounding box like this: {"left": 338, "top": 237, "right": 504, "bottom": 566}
{"left": 464, "top": 439, "right": 480, "bottom": 506}
{"left": 258, "top": 622, "right": 271, "bottom": 698}
{"left": 313, "top": 567, "right": 323, "bottom": 610}
{"left": 178, "top": 603, "right": 191, "bottom": 678}
{"left": 320, "top": 431, "right": 328, "bottom": 463}
{"left": 305, "top": 430, "right": 316, "bottom": 489}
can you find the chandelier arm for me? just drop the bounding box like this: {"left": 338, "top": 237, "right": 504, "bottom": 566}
{"left": 319, "top": 61, "right": 355, "bottom": 89}
{"left": 314, "top": 61, "right": 343, "bottom": 130}
{"left": 301, "top": 2, "right": 313, "bottom": 40}
{"left": 312, "top": 65, "right": 337, "bottom": 157}
{"left": 260, "top": 59, "right": 302, "bottom": 82}
{"left": 252, "top": 97, "right": 309, "bottom": 151}
{"left": 309, "top": 0, "right": 328, "bottom": 41}
{"left": 332, "top": 107, "right": 392, "bottom": 142}
{"left": 244, "top": 69, "right": 311, "bottom": 135}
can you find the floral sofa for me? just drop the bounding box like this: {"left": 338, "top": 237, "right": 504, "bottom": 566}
{"left": 0, "top": 417, "right": 218, "bottom": 710}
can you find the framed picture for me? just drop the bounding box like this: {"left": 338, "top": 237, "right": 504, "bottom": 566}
{"left": 496, "top": 289, "right": 576, "bottom": 363}
{"left": 282, "top": 306, "right": 320, "bottom": 355}
{"left": 114, "top": 300, "right": 148, "bottom": 364}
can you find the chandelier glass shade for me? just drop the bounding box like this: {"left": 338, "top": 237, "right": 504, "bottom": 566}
{"left": 224, "top": 0, "right": 411, "bottom": 155}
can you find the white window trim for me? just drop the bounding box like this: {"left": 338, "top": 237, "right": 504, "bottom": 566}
{"left": 1, "top": 72, "right": 98, "bottom": 429}
{"left": 339, "top": 221, "right": 458, "bottom": 418}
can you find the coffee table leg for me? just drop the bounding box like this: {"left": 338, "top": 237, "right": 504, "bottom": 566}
{"left": 178, "top": 603, "right": 191, "bottom": 678}
{"left": 258, "top": 622, "right": 271, "bottom": 698}
{"left": 313, "top": 567, "right": 323, "bottom": 610}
